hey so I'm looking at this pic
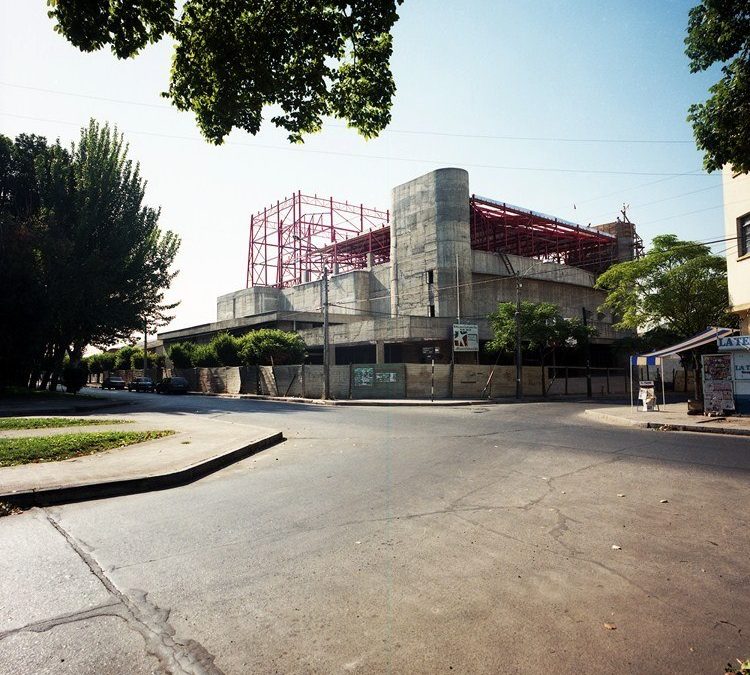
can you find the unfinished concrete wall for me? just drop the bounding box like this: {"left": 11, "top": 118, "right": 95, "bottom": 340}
{"left": 268, "top": 366, "right": 304, "bottom": 397}
{"left": 217, "top": 287, "right": 281, "bottom": 320}
{"left": 391, "top": 168, "right": 472, "bottom": 319}
{"left": 303, "top": 365, "right": 350, "bottom": 399}
{"left": 405, "top": 364, "right": 452, "bottom": 398}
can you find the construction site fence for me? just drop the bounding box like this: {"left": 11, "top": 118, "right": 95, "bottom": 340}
{"left": 99, "top": 364, "right": 631, "bottom": 400}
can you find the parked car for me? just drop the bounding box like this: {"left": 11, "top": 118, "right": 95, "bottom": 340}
{"left": 102, "top": 376, "right": 126, "bottom": 390}
{"left": 127, "top": 376, "right": 155, "bottom": 392}
{"left": 156, "top": 376, "right": 189, "bottom": 394}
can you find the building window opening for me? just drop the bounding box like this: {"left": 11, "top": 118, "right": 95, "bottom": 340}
{"left": 427, "top": 269, "right": 434, "bottom": 284}
{"left": 739, "top": 213, "right": 750, "bottom": 257}
{"left": 428, "top": 304, "right": 435, "bottom": 317}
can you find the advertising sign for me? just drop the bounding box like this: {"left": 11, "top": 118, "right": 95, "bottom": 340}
{"left": 453, "top": 324, "right": 478, "bottom": 352}
{"left": 717, "top": 334, "right": 750, "bottom": 351}
{"left": 702, "top": 354, "right": 735, "bottom": 413}
{"left": 733, "top": 351, "right": 750, "bottom": 380}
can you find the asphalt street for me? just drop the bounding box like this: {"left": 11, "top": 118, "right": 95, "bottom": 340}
{"left": 1, "top": 391, "right": 748, "bottom": 674}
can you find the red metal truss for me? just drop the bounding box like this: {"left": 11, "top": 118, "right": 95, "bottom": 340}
{"left": 247, "top": 190, "right": 624, "bottom": 289}
{"left": 470, "top": 195, "right": 618, "bottom": 274}
{"left": 247, "top": 192, "right": 390, "bottom": 288}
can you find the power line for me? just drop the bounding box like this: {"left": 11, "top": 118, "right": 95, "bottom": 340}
{"left": 0, "top": 81, "right": 696, "bottom": 145}
{"left": 637, "top": 198, "right": 748, "bottom": 226}
{"left": 574, "top": 170, "right": 713, "bottom": 207}
{"left": 585, "top": 183, "right": 726, "bottom": 223}
{"left": 0, "top": 110, "right": 712, "bottom": 179}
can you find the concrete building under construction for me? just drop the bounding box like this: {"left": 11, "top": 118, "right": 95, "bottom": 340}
{"left": 160, "top": 168, "right": 641, "bottom": 364}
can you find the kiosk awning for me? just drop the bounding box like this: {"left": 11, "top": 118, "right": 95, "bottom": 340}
{"left": 630, "top": 327, "right": 735, "bottom": 366}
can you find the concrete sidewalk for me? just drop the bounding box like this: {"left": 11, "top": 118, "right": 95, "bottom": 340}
{"left": 584, "top": 402, "right": 750, "bottom": 437}
{"left": 0, "top": 412, "right": 283, "bottom": 506}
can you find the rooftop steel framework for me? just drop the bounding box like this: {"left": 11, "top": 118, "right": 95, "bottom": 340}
{"left": 247, "top": 191, "right": 631, "bottom": 288}
{"left": 246, "top": 192, "right": 390, "bottom": 288}
{"left": 470, "top": 195, "right": 620, "bottom": 274}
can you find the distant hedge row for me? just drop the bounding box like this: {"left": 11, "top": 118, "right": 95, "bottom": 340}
{"left": 168, "top": 329, "right": 306, "bottom": 368}
{"left": 82, "top": 346, "right": 165, "bottom": 373}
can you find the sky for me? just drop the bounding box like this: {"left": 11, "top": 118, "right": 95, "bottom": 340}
{"left": 0, "top": 1, "right": 740, "bottom": 335}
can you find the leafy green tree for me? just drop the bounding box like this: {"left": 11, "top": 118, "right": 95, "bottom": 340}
{"left": 0, "top": 122, "right": 180, "bottom": 389}
{"left": 129, "top": 348, "right": 156, "bottom": 370}
{"left": 595, "top": 234, "right": 735, "bottom": 397}
{"left": 167, "top": 342, "right": 195, "bottom": 369}
{"left": 0, "top": 134, "right": 60, "bottom": 388}
{"left": 210, "top": 332, "right": 241, "bottom": 366}
{"left": 48, "top": 0, "right": 404, "bottom": 145}
{"left": 595, "top": 235, "right": 732, "bottom": 335}
{"left": 685, "top": 0, "right": 750, "bottom": 174}
{"left": 487, "top": 302, "right": 593, "bottom": 394}
{"left": 98, "top": 352, "right": 117, "bottom": 373}
{"left": 238, "top": 329, "right": 306, "bottom": 366}
{"left": 191, "top": 343, "right": 220, "bottom": 367}
{"left": 114, "top": 346, "right": 138, "bottom": 371}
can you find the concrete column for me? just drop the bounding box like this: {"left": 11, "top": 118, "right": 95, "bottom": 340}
{"left": 390, "top": 168, "right": 472, "bottom": 319}
{"left": 375, "top": 341, "right": 385, "bottom": 364}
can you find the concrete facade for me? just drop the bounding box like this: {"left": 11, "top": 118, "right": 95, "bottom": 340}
{"left": 160, "top": 168, "right": 635, "bottom": 363}
{"left": 723, "top": 166, "right": 750, "bottom": 332}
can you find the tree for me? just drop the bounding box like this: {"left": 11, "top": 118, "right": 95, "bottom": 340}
{"left": 595, "top": 234, "right": 735, "bottom": 397}
{"left": 595, "top": 235, "right": 732, "bottom": 335}
{"left": 487, "top": 301, "right": 593, "bottom": 395}
{"left": 238, "top": 329, "right": 306, "bottom": 366}
{"left": 47, "top": 0, "right": 404, "bottom": 145}
{"left": 685, "top": 0, "right": 750, "bottom": 174}
{"left": 168, "top": 342, "right": 195, "bottom": 369}
{"left": 210, "top": 332, "right": 240, "bottom": 366}
{"left": 0, "top": 122, "right": 180, "bottom": 389}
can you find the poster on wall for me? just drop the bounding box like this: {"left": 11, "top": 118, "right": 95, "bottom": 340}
{"left": 702, "top": 354, "right": 735, "bottom": 413}
{"left": 353, "top": 367, "right": 374, "bottom": 387}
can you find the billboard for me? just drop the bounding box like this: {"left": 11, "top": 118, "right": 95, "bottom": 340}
{"left": 453, "top": 324, "right": 478, "bottom": 352}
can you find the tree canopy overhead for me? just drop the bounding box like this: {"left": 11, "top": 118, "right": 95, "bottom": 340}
{"left": 594, "top": 234, "right": 733, "bottom": 337}
{"left": 47, "top": 0, "right": 404, "bottom": 145}
{"left": 685, "top": 0, "right": 750, "bottom": 174}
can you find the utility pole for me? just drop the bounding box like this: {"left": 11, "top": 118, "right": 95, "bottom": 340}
{"left": 143, "top": 318, "right": 148, "bottom": 375}
{"left": 322, "top": 266, "right": 330, "bottom": 400}
{"left": 515, "top": 275, "right": 523, "bottom": 400}
{"left": 582, "top": 306, "right": 592, "bottom": 398}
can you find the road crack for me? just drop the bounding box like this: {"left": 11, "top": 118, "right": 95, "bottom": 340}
{"left": 44, "top": 511, "right": 224, "bottom": 675}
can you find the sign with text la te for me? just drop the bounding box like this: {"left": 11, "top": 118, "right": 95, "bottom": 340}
{"left": 453, "top": 324, "right": 479, "bottom": 352}
{"left": 717, "top": 334, "right": 750, "bottom": 351}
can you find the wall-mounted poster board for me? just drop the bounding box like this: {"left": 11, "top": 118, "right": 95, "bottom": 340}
{"left": 702, "top": 353, "right": 735, "bottom": 414}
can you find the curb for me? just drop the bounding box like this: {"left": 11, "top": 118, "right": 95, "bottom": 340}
{"left": 583, "top": 409, "right": 750, "bottom": 437}
{"left": 1, "top": 431, "right": 284, "bottom": 508}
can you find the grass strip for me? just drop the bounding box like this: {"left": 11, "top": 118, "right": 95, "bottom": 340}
{"left": 0, "top": 431, "right": 175, "bottom": 467}
{"left": 0, "top": 417, "right": 128, "bottom": 430}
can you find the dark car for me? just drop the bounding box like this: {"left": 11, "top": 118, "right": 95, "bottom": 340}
{"left": 127, "top": 376, "right": 155, "bottom": 392}
{"left": 102, "top": 376, "right": 126, "bottom": 390}
{"left": 156, "top": 376, "right": 189, "bottom": 394}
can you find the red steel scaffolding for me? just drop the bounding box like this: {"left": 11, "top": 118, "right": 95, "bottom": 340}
{"left": 247, "top": 192, "right": 390, "bottom": 288}
{"left": 247, "top": 191, "right": 636, "bottom": 288}
{"left": 470, "top": 195, "right": 621, "bottom": 275}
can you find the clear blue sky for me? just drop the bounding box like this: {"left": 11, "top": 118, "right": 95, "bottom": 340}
{"left": 0, "top": 1, "right": 739, "bottom": 333}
